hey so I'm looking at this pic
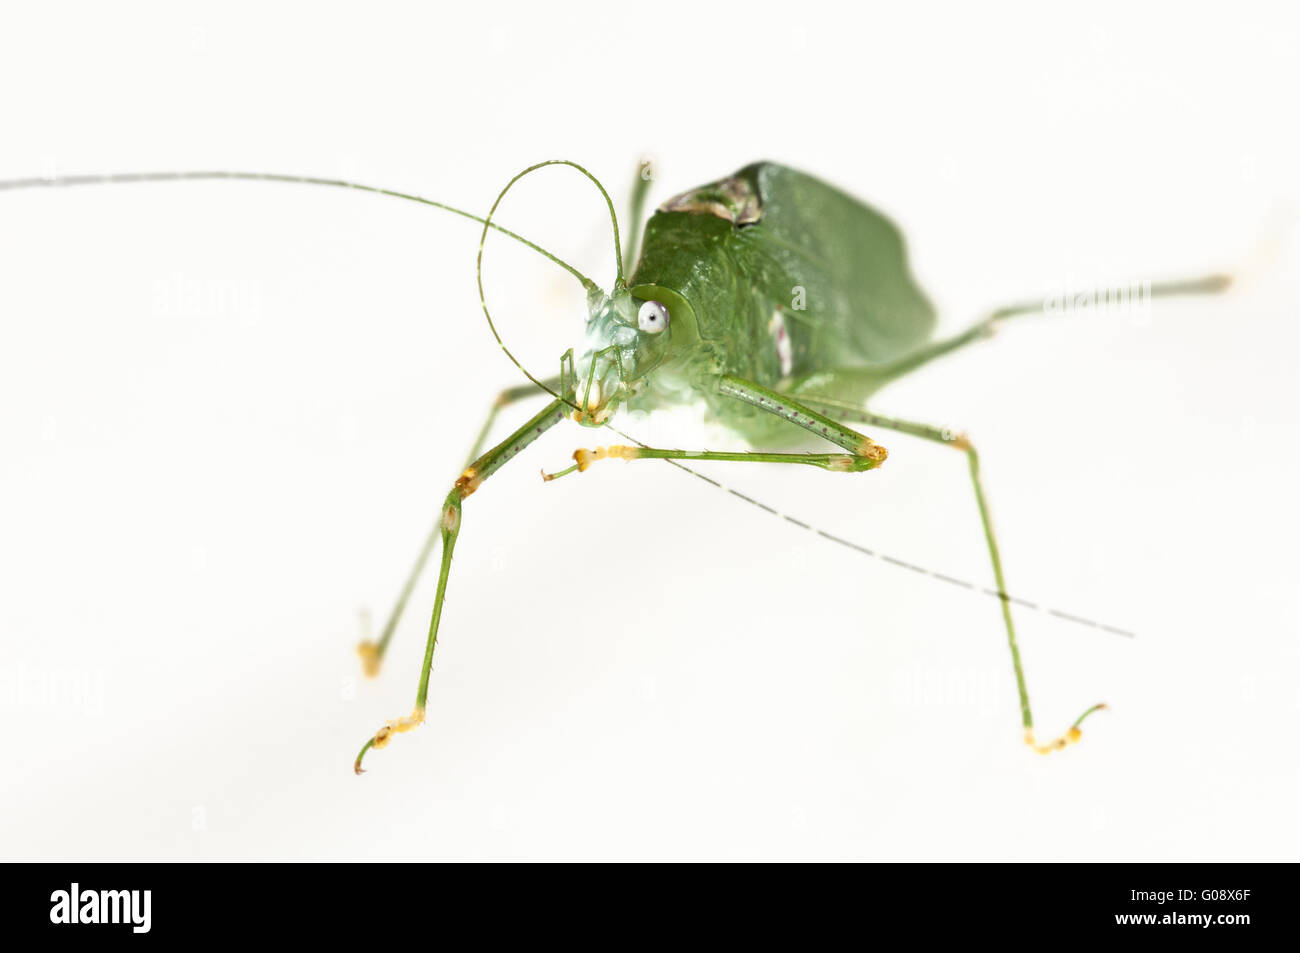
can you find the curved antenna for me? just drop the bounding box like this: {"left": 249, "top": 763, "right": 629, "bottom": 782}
{"left": 475, "top": 160, "right": 625, "bottom": 403}
{"left": 0, "top": 169, "right": 599, "bottom": 289}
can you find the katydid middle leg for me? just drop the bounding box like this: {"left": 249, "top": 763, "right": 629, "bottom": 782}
{"left": 357, "top": 377, "right": 561, "bottom": 677}
{"left": 554, "top": 375, "right": 890, "bottom": 477}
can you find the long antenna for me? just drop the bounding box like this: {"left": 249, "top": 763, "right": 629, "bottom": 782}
{"left": 3, "top": 166, "right": 1140, "bottom": 639}
{"left": 475, "top": 159, "right": 625, "bottom": 402}
{"left": 0, "top": 169, "right": 599, "bottom": 289}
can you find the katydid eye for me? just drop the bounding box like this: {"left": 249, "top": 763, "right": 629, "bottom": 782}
{"left": 638, "top": 300, "right": 669, "bottom": 333}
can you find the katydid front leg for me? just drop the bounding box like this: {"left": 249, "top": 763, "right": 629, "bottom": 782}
{"left": 357, "top": 377, "right": 562, "bottom": 678}
{"left": 354, "top": 398, "right": 567, "bottom": 774}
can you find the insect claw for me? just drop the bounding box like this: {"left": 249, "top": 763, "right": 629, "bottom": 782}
{"left": 541, "top": 463, "right": 579, "bottom": 482}
{"left": 353, "top": 739, "right": 373, "bottom": 775}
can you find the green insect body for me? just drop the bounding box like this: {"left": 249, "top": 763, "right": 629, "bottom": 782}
{"left": 0, "top": 160, "right": 1231, "bottom": 773}
{"left": 580, "top": 162, "right": 937, "bottom": 436}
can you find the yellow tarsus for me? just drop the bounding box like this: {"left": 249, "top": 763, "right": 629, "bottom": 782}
{"left": 572, "top": 445, "right": 638, "bottom": 472}
{"left": 1024, "top": 726, "right": 1083, "bottom": 754}
{"left": 370, "top": 707, "right": 426, "bottom": 750}
{"left": 1023, "top": 704, "right": 1107, "bottom": 755}
{"left": 357, "top": 641, "right": 382, "bottom": 678}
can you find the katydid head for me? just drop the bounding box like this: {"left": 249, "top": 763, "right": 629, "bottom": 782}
{"left": 569, "top": 284, "right": 695, "bottom": 425}
{"left": 476, "top": 160, "right": 702, "bottom": 426}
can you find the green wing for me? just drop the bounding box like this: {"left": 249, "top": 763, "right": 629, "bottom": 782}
{"left": 633, "top": 162, "right": 938, "bottom": 401}
{"left": 733, "top": 162, "right": 936, "bottom": 370}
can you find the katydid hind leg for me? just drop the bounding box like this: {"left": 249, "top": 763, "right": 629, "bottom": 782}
{"left": 790, "top": 272, "right": 1233, "bottom": 405}
{"left": 622, "top": 159, "right": 655, "bottom": 276}
{"left": 794, "top": 396, "right": 1108, "bottom": 754}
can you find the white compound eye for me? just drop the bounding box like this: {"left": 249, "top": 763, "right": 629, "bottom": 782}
{"left": 637, "top": 299, "right": 670, "bottom": 334}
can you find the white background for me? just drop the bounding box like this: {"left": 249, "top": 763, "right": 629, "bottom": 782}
{"left": 1, "top": 2, "right": 1297, "bottom": 861}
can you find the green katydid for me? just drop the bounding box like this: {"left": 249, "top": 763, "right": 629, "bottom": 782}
{"left": 0, "top": 160, "right": 1230, "bottom": 773}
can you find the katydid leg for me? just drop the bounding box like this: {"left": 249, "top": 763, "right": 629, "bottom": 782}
{"left": 789, "top": 272, "right": 1232, "bottom": 404}
{"left": 354, "top": 398, "right": 567, "bottom": 773}
{"left": 357, "top": 377, "right": 561, "bottom": 677}
{"left": 718, "top": 376, "right": 889, "bottom": 459}
{"left": 795, "top": 394, "right": 1107, "bottom": 753}
{"left": 568, "top": 375, "right": 1103, "bottom": 754}
{"left": 891, "top": 273, "right": 1231, "bottom": 381}
{"left": 558, "top": 376, "right": 890, "bottom": 475}
{"left": 622, "top": 161, "right": 654, "bottom": 276}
